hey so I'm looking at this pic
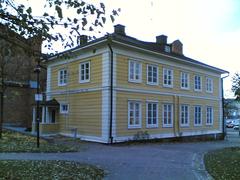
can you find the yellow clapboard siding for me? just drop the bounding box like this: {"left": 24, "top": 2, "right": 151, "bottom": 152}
{"left": 51, "top": 55, "right": 102, "bottom": 91}
{"left": 116, "top": 91, "right": 220, "bottom": 137}
{"left": 52, "top": 91, "right": 102, "bottom": 136}
{"left": 116, "top": 54, "right": 220, "bottom": 98}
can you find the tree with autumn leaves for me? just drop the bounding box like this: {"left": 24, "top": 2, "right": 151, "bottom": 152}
{"left": 0, "top": 0, "right": 120, "bottom": 138}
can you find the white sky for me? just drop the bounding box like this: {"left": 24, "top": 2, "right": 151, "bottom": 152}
{"left": 15, "top": 0, "right": 240, "bottom": 98}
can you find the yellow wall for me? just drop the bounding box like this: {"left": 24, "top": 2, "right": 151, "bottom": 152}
{"left": 116, "top": 91, "right": 220, "bottom": 137}
{"left": 116, "top": 54, "right": 220, "bottom": 98}
{"left": 52, "top": 91, "right": 102, "bottom": 137}
{"left": 51, "top": 55, "right": 102, "bottom": 91}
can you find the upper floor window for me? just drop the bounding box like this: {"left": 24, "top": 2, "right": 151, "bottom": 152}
{"left": 146, "top": 101, "right": 158, "bottom": 128}
{"left": 180, "top": 104, "right": 189, "bottom": 127}
{"left": 58, "top": 69, "right": 67, "bottom": 86}
{"left": 206, "top": 106, "right": 213, "bottom": 125}
{"left": 129, "top": 60, "right": 142, "bottom": 83}
{"left": 163, "top": 68, "right": 173, "bottom": 87}
{"left": 60, "top": 103, "right": 69, "bottom": 114}
{"left": 128, "top": 100, "right": 142, "bottom": 128}
{"left": 181, "top": 72, "right": 189, "bottom": 89}
{"left": 194, "top": 106, "right": 202, "bottom": 126}
{"left": 206, "top": 77, "right": 213, "bottom": 93}
{"left": 79, "top": 61, "right": 90, "bottom": 83}
{"left": 194, "top": 75, "right": 202, "bottom": 91}
{"left": 147, "top": 64, "right": 158, "bottom": 85}
{"left": 164, "top": 45, "right": 171, "bottom": 53}
{"left": 163, "top": 104, "right": 173, "bottom": 127}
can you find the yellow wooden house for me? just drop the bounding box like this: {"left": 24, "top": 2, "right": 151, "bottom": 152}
{"left": 32, "top": 24, "right": 228, "bottom": 143}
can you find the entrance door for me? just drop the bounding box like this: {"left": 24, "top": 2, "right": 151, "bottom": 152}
{"left": 51, "top": 110, "right": 56, "bottom": 123}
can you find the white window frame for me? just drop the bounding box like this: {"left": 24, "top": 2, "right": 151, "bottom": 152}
{"left": 206, "top": 106, "right": 214, "bottom": 125}
{"left": 128, "top": 100, "right": 142, "bottom": 129}
{"left": 58, "top": 69, "right": 68, "bottom": 86}
{"left": 194, "top": 75, "right": 202, "bottom": 91}
{"left": 163, "top": 68, "right": 173, "bottom": 88}
{"left": 180, "top": 104, "right": 189, "bottom": 127}
{"left": 146, "top": 101, "right": 158, "bottom": 128}
{"left": 194, "top": 105, "right": 202, "bottom": 126}
{"left": 180, "top": 72, "right": 190, "bottom": 90}
{"left": 128, "top": 60, "right": 142, "bottom": 83}
{"left": 79, "top": 61, "right": 90, "bottom": 83}
{"left": 162, "top": 104, "right": 173, "bottom": 127}
{"left": 147, "top": 64, "right": 158, "bottom": 85}
{"left": 206, "top": 77, "right": 213, "bottom": 93}
{"left": 60, "top": 103, "right": 69, "bottom": 114}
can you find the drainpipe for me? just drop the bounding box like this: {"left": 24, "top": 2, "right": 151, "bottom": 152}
{"left": 107, "top": 42, "right": 113, "bottom": 144}
{"left": 221, "top": 73, "right": 229, "bottom": 139}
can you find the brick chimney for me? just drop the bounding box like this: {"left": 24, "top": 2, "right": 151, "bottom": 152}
{"left": 171, "top": 40, "right": 183, "bottom": 55}
{"left": 80, "top": 35, "right": 88, "bottom": 45}
{"left": 114, "top": 24, "right": 126, "bottom": 35}
{"left": 156, "top": 35, "right": 167, "bottom": 44}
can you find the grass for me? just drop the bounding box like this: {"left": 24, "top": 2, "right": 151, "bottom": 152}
{"left": 0, "top": 160, "right": 104, "bottom": 180}
{"left": 204, "top": 147, "right": 240, "bottom": 180}
{"left": 0, "top": 130, "right": 80, "bottom": 152}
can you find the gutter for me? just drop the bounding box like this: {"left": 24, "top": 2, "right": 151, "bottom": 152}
{"left": 221, "top": 73, "right": 230, "bottom": 139}
{"left": 108, "top": 41, "right": 114, "bottom": 144}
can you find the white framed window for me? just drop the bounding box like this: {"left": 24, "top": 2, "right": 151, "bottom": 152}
{"left": 163, "top": 104, "right": 173, "bottom": 127}
{"left": 128, "top": 60, "right": 142, "bottom": 83}
{"left": 60, "top": 103, "right": 69, "bottom": 114}
{"left": 194, "top": 106, "right": 202, "bottom": 126}
{"left": 163, "top": 68, "right": 173, "bottom": 87}
{"left": 181, "top": 72, "right": 189, "bottom": 89}
{"left": 58, "top": 69, "right": 67, "bottom": 86}
{"left": 79, "top": 61, "right": 90, "bottom": 83}
{"left": 180, "top": 104, "right": 189, "bottom": 127}
{"left": 206, "top": 77, "right": 213, "bottom": 93}
{"left": 147, "top": 64, "right": 158, "bottom": 85}
{"left": 206, "top": 106, "right": 213, "bottom": 125}
{"left": 194, "top": 75, "right": 202, "bottom": 91}
{"left": 128, "top": 101, "right": 142, "bottom": 128}
{"left": 146, "top": 101, "right": 158, "bottom": 128}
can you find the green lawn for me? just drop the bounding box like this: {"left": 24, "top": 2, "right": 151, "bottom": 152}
{"left": 204, "top": 147, "right": 240, "bottom": 180}
{"left": 0, "top": 130, "right": 80, "bottom": 152}
{"left": 0, "top": 160, "right": 104, "bottom": 180}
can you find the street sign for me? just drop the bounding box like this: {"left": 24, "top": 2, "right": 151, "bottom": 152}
{"left": 35, "top": 94, "right": 43, "bottom": 101}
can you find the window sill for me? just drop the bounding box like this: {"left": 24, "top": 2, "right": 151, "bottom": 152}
{"left": 194, "top": 124, "right": 202, "bottom": 127}
{"left": 180, "top": 124, "right": 190, "bottom": 128}
{"left": 128, "top": 125, "right": 142, "bottom": 129}
{"left": 180, "top": 87, "right": 190, "bottom": 90}
{"left": 79, "top": 80, "right": 90, "bottom": 84}
{"left": 194, "top": 89, "right": 202, "bottom": 92}
{"left": 58, "top": 84, "right": 67, "bottom": 87}
{"left": 163, "top": 125, "right": 173, "bottom": 128}
{"left": 146, "top": 125, "right": 158, "bottom": 129}
{"left": 163, "top": 85, "right": 173, "bottom": 88}
{"left": 128, "top": 80, "right": 142, "bottom": 84}
{"left": 147, "top": 82, "right": 158, "bottom": 86}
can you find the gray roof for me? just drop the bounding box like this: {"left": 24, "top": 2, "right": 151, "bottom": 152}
{"left": 49, "top": 32, "right": 228, "bottom": 74}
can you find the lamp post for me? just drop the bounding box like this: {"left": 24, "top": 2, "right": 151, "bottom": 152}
{"left": 34, "top": 60, "right": 41, "bottom": 148}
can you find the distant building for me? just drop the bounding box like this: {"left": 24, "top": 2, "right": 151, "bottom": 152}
{"left": 0, "top": 24, "right": 44, "bottom": 128}
{"left": 33, "top": 24, "right": 228, "bottom": 143}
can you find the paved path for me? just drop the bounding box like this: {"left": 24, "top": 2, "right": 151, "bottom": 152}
{"left": 1, "top": 130, "right": 240, "bottom": 180}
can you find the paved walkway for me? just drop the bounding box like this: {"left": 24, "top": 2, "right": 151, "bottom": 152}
{"left": 1, "top": 129, "right": 240, "bottom": 180}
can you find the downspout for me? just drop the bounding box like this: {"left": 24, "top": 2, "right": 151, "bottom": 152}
{"left": 107, "top": 41, "right": 113, "bottom": 144}
{"left": 221, "top": 73, "right": 229, "bottom": 139}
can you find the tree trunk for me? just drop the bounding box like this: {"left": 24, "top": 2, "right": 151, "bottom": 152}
{"left": 0, "top": 91, "right": 3, "bottom": 139}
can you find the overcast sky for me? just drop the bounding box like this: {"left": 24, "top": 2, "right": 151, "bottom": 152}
{"left": 16, "top": 0, "right": 240, "bottom": 98}
{"left": 102, "top": 0, "right": 240, "bottom": 98}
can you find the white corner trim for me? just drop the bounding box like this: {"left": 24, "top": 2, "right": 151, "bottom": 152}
{"left": 46, "top": 66, "right": 51, "bottom": 100}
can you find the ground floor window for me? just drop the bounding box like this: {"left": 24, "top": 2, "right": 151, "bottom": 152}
{"left": 146, "top": 102, "right": 158, "bottom": 128}
{"left": 206, "top": 106, "right": 213, "bottom": 125}
{"left": 128, "top": 101, "right": 141, "bottom": 128}
{"left": 194, "top": 106, "right": 202, "bottom": 126}
{"left": 180, "top": 104, "right": 189, "bottom": 126}
{"left": 60, "top": 103, "right": 69, "bottom": 114}
{"left": 163, "top": 104, "right": 173, "bottom": 127}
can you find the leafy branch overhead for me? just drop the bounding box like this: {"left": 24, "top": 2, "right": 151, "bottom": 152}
{"left": 232, "top": 73, "right": 240, "bottom": 101}
{"left": 0, "top": 0, "right": 120, "bottom": 52}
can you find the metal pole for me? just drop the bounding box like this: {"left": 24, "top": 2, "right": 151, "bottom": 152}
{"left": 35, "top": 60, "right": 41, "bottom": 148}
